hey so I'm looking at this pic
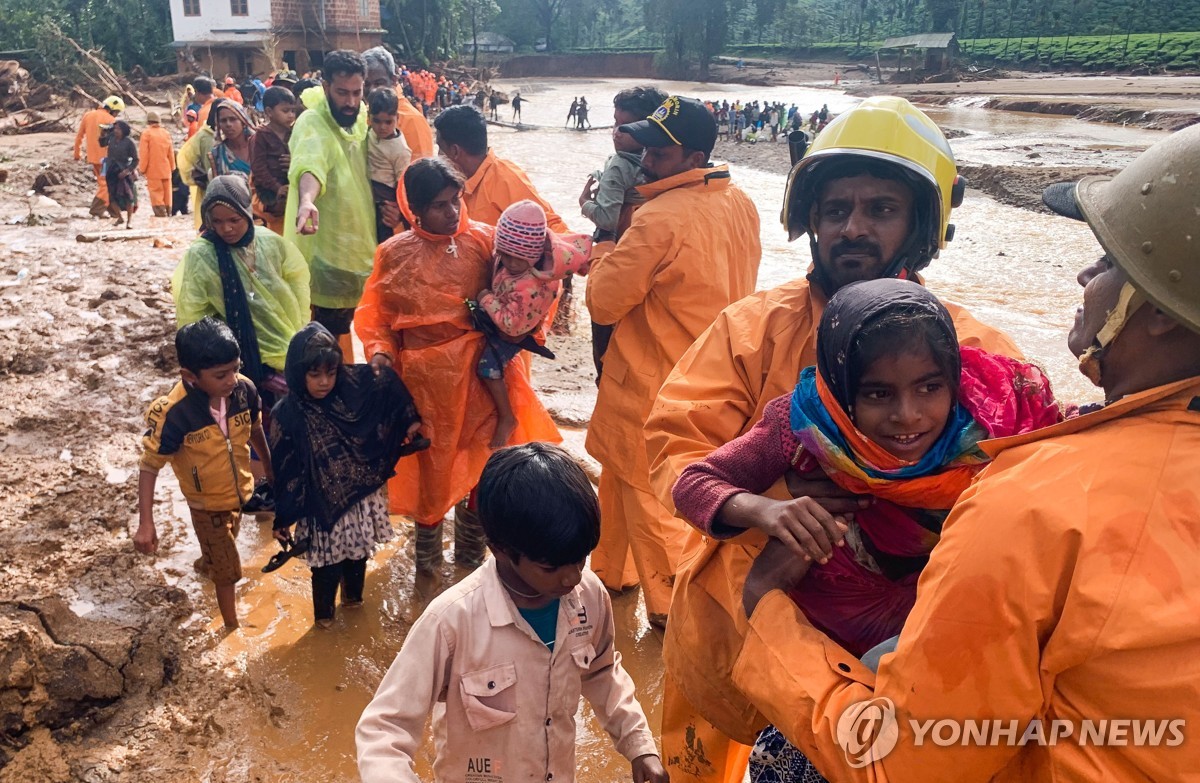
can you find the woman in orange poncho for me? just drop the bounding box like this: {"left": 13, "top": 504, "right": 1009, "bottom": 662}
{"left": 356, "top": 158, "right": 561, "bottom": 572}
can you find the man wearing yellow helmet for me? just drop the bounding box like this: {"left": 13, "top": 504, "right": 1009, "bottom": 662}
{"left": 733, "top": 119, "right": 1200, "bottom": 783}
{"left": 643, "top": 97, "right": 1021, "bottom": 783}
{"left": 73, "top": 95, "right": 125, "bottom": 217}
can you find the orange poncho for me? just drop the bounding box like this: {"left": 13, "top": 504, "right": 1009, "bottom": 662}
{"left": 355, "top": 197, "right": 561, "bottom": 525}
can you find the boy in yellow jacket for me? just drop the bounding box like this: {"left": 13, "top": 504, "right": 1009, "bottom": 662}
{"left": 134, "top": 318, "right": 273, "bottom": 629}
{"left": 138, "top": 112, "right": 177, "bottom": 217}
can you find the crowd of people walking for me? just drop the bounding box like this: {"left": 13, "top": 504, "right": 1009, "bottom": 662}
{"left": 80, "top": 45, "right": 1200, "bottom": 783}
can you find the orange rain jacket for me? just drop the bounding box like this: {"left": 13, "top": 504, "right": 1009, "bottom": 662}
{"left": 646, "top": 276, "right": 1022, "bottom": 744}
{"left": 463, "top": 150, "right": 569, "bottom": 232}
{"left": 733, "top": 377, "right": 1200, "bottom": 782}
{"left": 74, "top": 108, "right": 113, "bottom": 164}
{"left": 138, "top": 124, "right": 177, "bottom": 179}
{"left": 355, "top": 205, "right": 561, "bottom": 525}
{"left": 393, "top": 87, "right": 434, "bottom": 160}
{"left": 586, "top": 164, "right": 761, "bottom": 485}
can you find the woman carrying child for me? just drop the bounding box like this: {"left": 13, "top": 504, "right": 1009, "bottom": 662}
{"left": 104, "top": 119, "right": 139, "bottom": 229}
{"left": 672, "top": 278, "right": 1064, "bottom": 780}
{"left": 269, "top": 323, "right": 423, "bottom": 627}
{"left": 355, "top": 159, "right": 560, "bottom": 573}
{"left": 472, "top": 200, "right": 592, "bottom": 447}
{"left": 172, "top": 175, "right": 310, "bottom": 428}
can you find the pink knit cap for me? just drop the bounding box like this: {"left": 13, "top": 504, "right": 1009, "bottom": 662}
{"left": 495, "top": 200, "right": 547, "bottom": 263}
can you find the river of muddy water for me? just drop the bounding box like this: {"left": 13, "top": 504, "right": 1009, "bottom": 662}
{"left": 181, "top": 78, "right": 1166, "bottom": 781}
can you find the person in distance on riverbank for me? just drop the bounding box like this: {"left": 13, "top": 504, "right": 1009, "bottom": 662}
{"left": 134, "top": 317, "right": 273, "bottom": 630}
{"left": 734, "top": 117, "right": 1200, "bottom": 783}
{"left": 645, "top": 96, "right": 1021, "bottom": 783}
{"left": 356, "top": 443, "right": 667, "bottom": 783}
{"left": 584, "top": 95, "right": 762, "bottom": 629}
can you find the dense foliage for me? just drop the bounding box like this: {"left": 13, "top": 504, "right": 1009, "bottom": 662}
{"left": 0, "top": 0, "right": 173, "bottom": 74}
{"left": 0, "top": 0, "right": 1196, "bottom": 75}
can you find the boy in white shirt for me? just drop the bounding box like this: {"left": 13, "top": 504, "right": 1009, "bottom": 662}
{"left": 367, "top": 87, "right": 413, "bottom": 243}
{"left": 356, "top": 443, "right": 668, "bottom": 783}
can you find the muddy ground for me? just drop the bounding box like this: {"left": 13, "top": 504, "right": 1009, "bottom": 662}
{"left": 0, "top": 117, "right": 611, "bottom": 782}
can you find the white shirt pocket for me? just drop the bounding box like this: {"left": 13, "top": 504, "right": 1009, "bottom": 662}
{"left": 458, "top": 662, "right": 518, "bottom": 732}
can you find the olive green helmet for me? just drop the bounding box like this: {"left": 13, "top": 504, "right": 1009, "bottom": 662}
{"left": 1043, "top": 123, "right": 1200, "bottom": 334}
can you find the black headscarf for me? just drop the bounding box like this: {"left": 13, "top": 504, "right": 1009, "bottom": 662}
{"left": 270, "top": 323, "right": 422, "bottom": 531}
{"left": 200, "top": 175, "right": 263, "bottom": 385}
{"left": 816, "top": 278, "right": 960, "bottom": 411}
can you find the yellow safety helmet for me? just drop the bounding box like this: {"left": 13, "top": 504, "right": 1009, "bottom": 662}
{"left": 781, "top": 96, "right": 965, "bottom": 275}
{"left": 103, "top": 95, "right": 126, "bottom": 113}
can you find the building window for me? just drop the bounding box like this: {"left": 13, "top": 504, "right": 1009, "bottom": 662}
{"left": 183, "top": 0, "right": 200, "bottom": 15}
{"left": 359, "top": 0, "right": 369, "bottom": 16}
{"left": 230, "top": 0, "right": 247, "bottom": 15}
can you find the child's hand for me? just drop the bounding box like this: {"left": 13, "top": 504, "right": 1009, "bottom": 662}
{"left": 632, "top": 754, "right": 668, "bottom": 783}
{"left": 756, "top": 496, "right": 848, "bottom": 565}
{"left": 272, "top": 527, "right": 292, "bottom": 544}
{"left": 133, "top": 521, "right": 159, "bottom": 554}
{"left": 578, "top": 175, "right": 597, "bottom": 209}
{"left": 743, "top": 537, "right": 811, "bottom": 617}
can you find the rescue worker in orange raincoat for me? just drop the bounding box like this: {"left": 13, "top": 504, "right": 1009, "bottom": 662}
{"left": 223, "top": 76, "right": 244, "bottom": 106}
{"left": 355, "top": 158, "right": 561, "bottom": 574}
{"left": 138, "top": 111, "right": 177, "bottom": 217}
{"left": 586, "top": 96, "right": 762, "bottom": 628}
{"left": 733, "top": 120, "right": 1200, "bottom": 783}
{"left": 74, "top": 95, "right": 124, "bottom": 217}
{"left": 644, "top": 97, "right": 1022, "bottom": 783}
{"left": 433, "top": 105, "right": 569, "bottom": 232}
{"left": 362, "top": 47, "right": 435, "bottom": 161}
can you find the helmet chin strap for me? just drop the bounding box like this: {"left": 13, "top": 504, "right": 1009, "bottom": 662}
{"left": 1078, "top": 282, "right": 1145, "bottom": 388}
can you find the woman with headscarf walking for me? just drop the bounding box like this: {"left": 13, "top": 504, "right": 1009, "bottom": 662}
{"left": 172, "top": 175, "right": 311, "bottom": 433}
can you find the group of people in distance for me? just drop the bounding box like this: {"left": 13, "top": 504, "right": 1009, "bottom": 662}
{"left": 110, "top": 43, "right": 1200, "bottom": 783}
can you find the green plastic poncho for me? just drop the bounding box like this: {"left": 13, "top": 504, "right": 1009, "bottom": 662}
{"left": 283, "top": 87, "right": 376, "bottom": 310}
{"left": 176, "top": 126, "right": 215, "bottom": 230}
{"left": 171, "top": 227, "right": 312, "bottom": 372}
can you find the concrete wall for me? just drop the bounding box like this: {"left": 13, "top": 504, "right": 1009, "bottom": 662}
{"left": 169, "top": 0, "right": 272, "bottom": 45}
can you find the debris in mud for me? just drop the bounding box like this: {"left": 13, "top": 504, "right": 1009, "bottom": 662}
{"left": 0, "top": 598, "right": 177, "bottom": 766}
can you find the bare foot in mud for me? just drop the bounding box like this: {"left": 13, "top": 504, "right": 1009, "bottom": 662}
{"left": 490, "top": 414, "right": 517, "bottom": 449}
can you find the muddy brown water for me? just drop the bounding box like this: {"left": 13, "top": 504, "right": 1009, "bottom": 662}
{"left": 120, "top": 78, "right": 1166, "bottom": 780}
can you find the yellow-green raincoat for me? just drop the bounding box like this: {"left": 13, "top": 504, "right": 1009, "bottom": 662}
{"left": 171, "top": 227, "right": 311, "bottom": 372}
{"left": 283, "top": 87, "right": 376, "bottom": 310}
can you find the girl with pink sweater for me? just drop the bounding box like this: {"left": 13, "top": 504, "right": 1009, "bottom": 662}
{"left": 472, "top": 200, "right": 592, "bottom": 447}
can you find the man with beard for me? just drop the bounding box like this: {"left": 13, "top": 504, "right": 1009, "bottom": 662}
{"left": 362, "top": 46, "right": 434, "bottom": 161}
{"left": 732, "top": 120, "right": 1200, "bottom": 783}
{"left": 285, "top": 50, "right": 381, "bottom": 356}
{"left": 643, "top": 97, "right": 1022, "bottom": 783}
{"left": 584, "top": 96, "right": 762, "bottom": 629}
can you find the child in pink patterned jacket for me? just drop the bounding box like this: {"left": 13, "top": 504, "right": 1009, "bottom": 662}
{"left": 472, "top": 200, "right": 592, "bottom": 448}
